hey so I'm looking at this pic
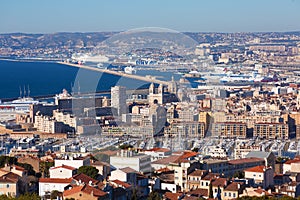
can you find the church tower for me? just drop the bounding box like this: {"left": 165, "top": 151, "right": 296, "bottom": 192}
{"left": 148, "top": 83, "right": 163, "bottom": 105}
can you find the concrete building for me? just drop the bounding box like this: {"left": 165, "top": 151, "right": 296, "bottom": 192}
{"left": 212, "top": 122, "right": 247, "bottom": 138}
{"left": 254, "top": 122, "right": 289, "bottom": 139}
{"left": 49, "top": 165, "right": 77, "bottom": 178}
{"left": 110, "top": 150, "right": 151, "bottom": 174}
{"left": 54, "top": 156, "right": 90, "bottom": 169}
{"left": 245, "top": 151, "right": 275, "bottom": 169}
{"left": 244, "top": 166, "right": 274, "bottom": 189}
{"left": 111, "top": 86, "right": 127, "bottom": 116}
{"left": 283, "top": 158, "right": 300, "bottom": 174}
{"left": 0, "top": 172, "right": 21, "bottom": 197}
{"left": 39, "top": 178, "right": 72, "bottom": 197}
{"left": 165, "top": 121, "right": 205, "bottom": 138}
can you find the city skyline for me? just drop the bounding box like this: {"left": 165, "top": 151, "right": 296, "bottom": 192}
{"left": 1, "top": 0, "right": 300, "bottom": 34}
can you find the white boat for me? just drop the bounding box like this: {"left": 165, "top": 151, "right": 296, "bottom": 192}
{"left": 124, "top": 66, "right": 136, "bottom": 74}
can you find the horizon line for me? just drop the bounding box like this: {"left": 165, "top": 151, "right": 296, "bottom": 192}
{"left": 1, "top": 30, "right": 300, "bottom": 35}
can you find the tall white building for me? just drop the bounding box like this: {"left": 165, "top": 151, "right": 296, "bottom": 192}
{"left": 111, "top": 86, "right": 127, "bottom": 116}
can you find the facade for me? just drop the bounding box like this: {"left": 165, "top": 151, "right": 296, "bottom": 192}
{"left": 63, "top": 184, "right": 109, "bottom": 200}
{"left": 0, "top": 172, "right": 20, "bottom": 197}
{"left": 111, "top": 86, "right": 127, "bottom": 116}
{"left": 165, "top": 121, "right": 205, "bottom": 138}
{"left": 148, "top": 83, "right": 163, "bottom": 105}
{"left": 53, "top": 109, "right": 77, "bottom": 129}
{"left": 244, "top": 166, "right": 274, "bottom": 189}
{"left": 110, "top": 150, "right": 151, "bottom": 174}
{"left": 39, "top": 178, "right": 72, "bottom": 196}
{"left": 254, "top": 122, "right": 289, "bottom": 139}
{"left": 54, "top": 156, "right": 90, "bottom": 169}
{"left": 212, "top": 122, "right": 247, "bottom": 138}
{"left": 49, "top": 165, "right": 77, "bottom": 178}
{"left": 283, "top": 158, "right": 300, "bottom": 174}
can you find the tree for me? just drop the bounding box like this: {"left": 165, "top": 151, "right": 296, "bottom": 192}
{"left": 209, "top": 182, "right": 213, "bottom": 198}
{"left": 233, "top": 171, "right": 245, "bottom": 179}
{"left": 0, "top": 195, "right": 11, "bottom": 200}
{"left": 0, "top": 156, "right": 17, "bottom": 168}
{"left": 16, "top": 193, "right": 41, "bottom": 200}
{"left": 50, "top": 190, "right": 62, "bottom": 200}
{"left": 39, "top": 161, "right": 54, "bottom": 178}
{"left": 78, "top": 166, "right": 99, "bottom": 179}
{"left": 16, "top": 162, "right": 35, "bottom": 176}
{"left": 147, "top": 191, "right": 161, "bottom": 200}
{"left": 131, "top": 189, "right": 138, "bottom": 200}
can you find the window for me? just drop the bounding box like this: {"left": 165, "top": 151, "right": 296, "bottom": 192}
{"left": 201, "top": 182, "right": 204, "bottom": 186}
{"left": 206, "top": 182, "right": 208, "bottom": 186}
{"left": 233, "top": 193, "right": 236, "bottom": 198}
{"left": 225, "top": 192, "right": 227, "bottom": 196}
{"left": 215, "top": 189, "right": 217, "bottom": 192}
{"left": 229, "top": 193, "right": 231, "bottom": 197}
{"left": 6, "top": 184, "right": 9, "bottom": 188}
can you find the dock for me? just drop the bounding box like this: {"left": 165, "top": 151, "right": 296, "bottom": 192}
{"left": 58, "top": 62, "right": 171, "bottom": 87}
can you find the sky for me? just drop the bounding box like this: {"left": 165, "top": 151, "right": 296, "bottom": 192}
{"left": 1, "top": 0, "right": 300, "bottom": 33}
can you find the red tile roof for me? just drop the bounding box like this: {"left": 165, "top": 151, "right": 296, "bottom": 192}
{"left": 244, "top": 165, "right": 266, "bottom": 173}
{"left": 212, "top": 178, "right": 227, "bottom": 187}
{"left": 156, "top": 167, "right": 173, "bottom": 173}
{"left": 50, "top": 165, "right": 76, "bottom": 171}
{"left": 111, "top": 179, "right": 132, "bottom": 189}
{"left": 63, "top": 184, "right": 108, "bottom": 197}
{"left": 228, "top": 157, "right": 264, "bottom": 165}
{"left": 119, "top": 167, "right": 138, "bottom": 174}
{"left": 173, "top": 151, "right": 198, "bottom": 163}
{"left": 224, "top": 182, "right": 244, "bottom": 191}
{"left": 284, "top": 159, "right": 300, "bottom": 165}
{"left": 152, "top": 155, "right": 182, "bottom": 165}
{"left": 39, "top": 178, "right": 72, "bottom": 184}
{"left": 145, "top": 147, "right": 171, "bottom": 152}
{"left": 187, "top": 188, "right": 208, "bottom": 197}
{"left": 0, "top": 172, "right": 20, "bottom": 183}
{"left": 165, "top": 192, "right": 184, "bottom": 200}
{"left": 72, "top": 173, "right": 99, "bottom": 185}
{"left": 188, "top": 169, "right": 207, "bottom": 177}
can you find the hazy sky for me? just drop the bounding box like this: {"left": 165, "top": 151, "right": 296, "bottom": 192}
{"left": 1, "top": 0, "right": 300, "bottom": 33}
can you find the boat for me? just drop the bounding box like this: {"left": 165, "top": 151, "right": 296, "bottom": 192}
{"left": 124, "top": 66, "right": 136, "bottom": 74}
{"left": 182, "top": 71, "right": 206, "bottom": 88}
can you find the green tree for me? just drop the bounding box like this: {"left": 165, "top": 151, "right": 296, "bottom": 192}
{"left": 50, "top": 190, "right": 61, "bottom": 200}
{"left": 39, "top": 161, "right": 54, "bottom": 178}
{"left": 16, "top": 193, "right": 41, "bottom": 200}
{"left": 147, "top": 191, "right": 161, "bottom": 200}
{"left": 209, "top": 182, "right": 213, "bottom": 198}
{"left": 233, "top": 171, "right": 245, "bottom": 179}
{"left": 78, "top": 166, "right": 99, "bottom": 179}
{"left": 0, "top": 156, "right": 17, "bottom": 168}
{"left": 16, "top": 162, "right": 35, "bottom": 176}
{"left": 0, "top": 194, "right": 11, "bottom": 200}
{"left": 131, "top": 189, "right": 138, "bottom": 200}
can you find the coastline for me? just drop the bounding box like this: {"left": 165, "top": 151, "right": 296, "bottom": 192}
{"left": 57, "top": 61, "right": 171, "bottom": 86}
